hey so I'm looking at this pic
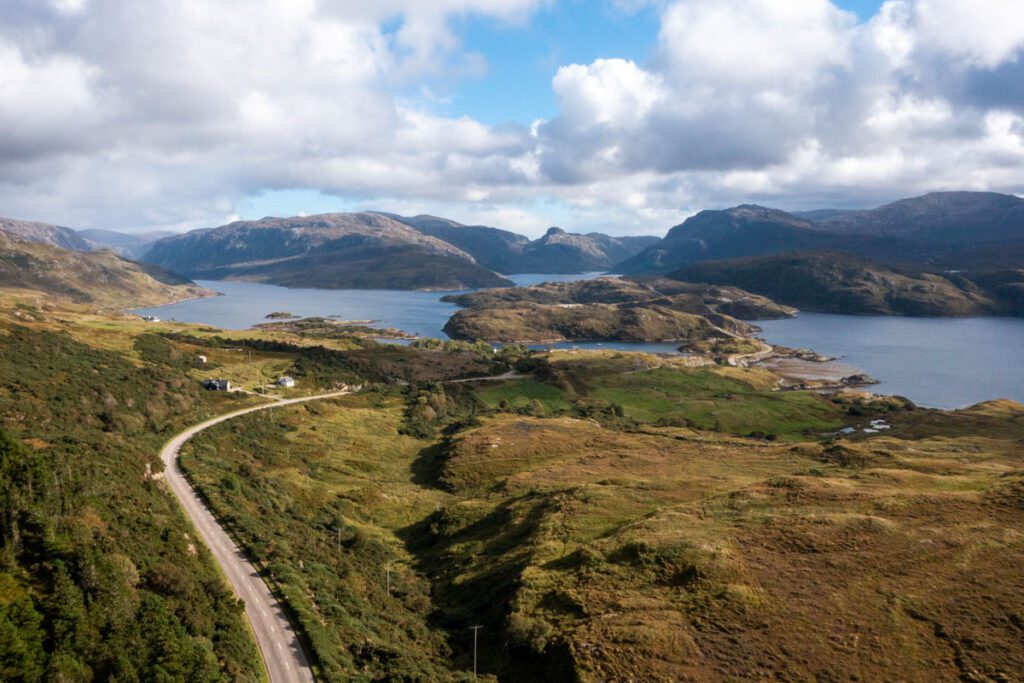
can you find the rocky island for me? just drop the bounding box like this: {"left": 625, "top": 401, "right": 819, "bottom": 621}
{"left": 441, "top": 277, "right": 794, "bottom": 343}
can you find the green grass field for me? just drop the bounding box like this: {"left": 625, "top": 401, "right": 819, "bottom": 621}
{"left": 589, "top": 367, "right": 844, "bottom": 439}
{"left": 475, "top": 378, "right": 574, "bottom": 412}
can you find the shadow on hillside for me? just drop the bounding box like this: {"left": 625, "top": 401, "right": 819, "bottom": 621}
{"left": 396, "top": 494, "right": 577, "bottom": 682}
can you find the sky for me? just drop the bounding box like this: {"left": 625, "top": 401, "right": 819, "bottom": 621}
{"left": 1, "top": 0, "right": 1022, "bottom": 237}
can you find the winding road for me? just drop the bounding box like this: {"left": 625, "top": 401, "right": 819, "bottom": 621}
{"left": 160, "top": 390, "right": 350, "bottom": 682}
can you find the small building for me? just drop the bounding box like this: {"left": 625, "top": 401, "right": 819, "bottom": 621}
{"left": 197, "top": 355, "right": 208, "bottom": 364}
{"left": 141, "top": 315, "right": 160, "bottom": 323}
{"left": 277, "top": 376, "right": 296, "bottom": 388}
{"left": 202, "top": 379, "right": 231, "bottom": 391}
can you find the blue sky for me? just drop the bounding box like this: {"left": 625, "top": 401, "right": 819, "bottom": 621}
{"left": 438, "top": 0, "right": 886, "bottom": 126}
{"left": 3, "top": 0, "right": 1021, "bottom": 235}
{"left": 244, "top": 0, "right": 889, "bottom": 224}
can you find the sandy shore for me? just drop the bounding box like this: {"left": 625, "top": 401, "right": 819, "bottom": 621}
{"left": 758, "top": 356, "right": 865, "bottom": 382}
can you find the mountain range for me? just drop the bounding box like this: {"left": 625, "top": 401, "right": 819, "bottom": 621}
{"left": 137, "top": 212, "right": 661, "bottom": 290}
{"left": 141, "top": 212, "right": 516, "bottom": 290}
{"left": 670, "top": 251, "right": 1024, "bottom": 317}
{"left": 618, "top": 191, "right": 1024, "bottom": 274}
{"left": 383, "top": 213, "right": 659, "bottom": 273}
{"left": 2, "top": 190, "right": 1021, "bottom": 299}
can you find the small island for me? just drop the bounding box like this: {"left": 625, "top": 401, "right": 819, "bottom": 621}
{"left": 265, "top": 311, "right": 299, "bottom": 319}
{"left": 253, "top": 316, "right": 416, "bottom": 340}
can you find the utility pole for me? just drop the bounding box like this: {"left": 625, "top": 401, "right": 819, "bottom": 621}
{"left": 470, "top": 625, "right": 482, "bottom": 680}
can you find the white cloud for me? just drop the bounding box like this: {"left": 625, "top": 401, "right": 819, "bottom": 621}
{"left": 0, "top": 0, "right": 1022, "bottom": 235}
{"left": 0, "top": 0, "right": 543, "bottom": 229}
{"left": 530, "top": 0, "right": 1024, "bottom": 225}
{"left": 0, "top": 45, "right": 105, "bottom": 159}
{"left": 552, "top": 59, "right": 665, "bottom": 128}
{"left": 910, "top": 0, "right": 1024, "bottom": 68}
{"left": 657, "top": 0, "right": 856, "bottom": 86}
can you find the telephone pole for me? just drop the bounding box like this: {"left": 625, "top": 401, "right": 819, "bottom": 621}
{"left": 470, "top": 625, "right": 482, "bottom": 680}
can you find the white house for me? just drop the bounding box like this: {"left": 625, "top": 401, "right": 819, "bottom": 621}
{"left": 277, "top": 376, "right": 296, "bottom": 388}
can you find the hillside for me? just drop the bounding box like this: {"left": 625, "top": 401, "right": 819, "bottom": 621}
{"left": 617, "top": 205, "right": 832, "bottom": 274}
{"left": 379, "top": 213, "right": 531, "bottom": 274}
{"left": 440, "top": 277, "right": 791, "bottom": 342}
{"left": 0, "top": 216, "right": 94, "bottom": 251}
{"left": 173, "top": 342, "right": 1024, "bottom": 682}
{"left": 670, "top": 251, "right": 1005, "bottom": 316}
{"left": 808, "top": 191, "right": 1024, "bottom": 244}
{"left": 0, "top": 229, "right": 211, "bottom": 307}
{"left": 143, "top": 212, "right": 511, "bottom": 290}
{"left": 619, "top": 192, "right": 1024, "bottom": 275}
{"left": 0, "top": 318, "right": 267, "bottom": 680}
{"left": 3, "top": 289, "right": 1023, "bottom": 680}
{"left": 387, "top": 214, "right": 659, "bottom": 274}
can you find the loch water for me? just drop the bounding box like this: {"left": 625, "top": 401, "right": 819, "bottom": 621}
{"left": 135, "top": 279, "right": 1024, "bottom": 408}
{"left": 757, "top": 313, "right": 1024, "bottom": 409}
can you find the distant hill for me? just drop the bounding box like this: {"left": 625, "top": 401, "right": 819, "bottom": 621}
{"left": 616, "top": 205, "right": 832, "bottom": 274}
{"left": 0, "top": 217, "right": 95, "bottom": 252}
{"left": 619, "top": 192, "right": 1024, "bottom": 274}
{"left": 379, "top": 213, "right": 531, "bottom": 274}
{"left": 385, "top": 214, "right": 659, "bottom": 274}
{"left": 514, "top": 227, "right": 659, "bottom": 273}
{"left": 669, "top": 251, "right": 1019, "bottom": 316}
{"left": 78, "top": 228, "right": 177, "bottom": 259}
{"left": 0, "top": 228, "right": 211, "bottom": 307}
{"left": 143, "top": 212, "right": 512, "bottom": 290}
{"left": 807, "top": 192, "right": 1024, "bottom": 244}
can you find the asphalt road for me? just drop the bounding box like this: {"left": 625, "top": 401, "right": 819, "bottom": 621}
{"left": 160, "top": 391, "right": 350, "bottom": 682}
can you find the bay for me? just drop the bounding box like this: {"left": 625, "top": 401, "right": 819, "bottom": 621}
{"left": 757, "top": 313, "right": 1024, "bottom": 409}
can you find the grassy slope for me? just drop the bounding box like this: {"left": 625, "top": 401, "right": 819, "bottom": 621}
{"left": 431, "top": 412, "right": 1024, "bottom": 681}
{"left": 176, "top": 346, "right": 1024, "bottom": 681}
{"left": 4, "top": 295, "right": 1023, "bottom": 682}
{"left": 180, "top": 396, "right": 460, "bottom": 681}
